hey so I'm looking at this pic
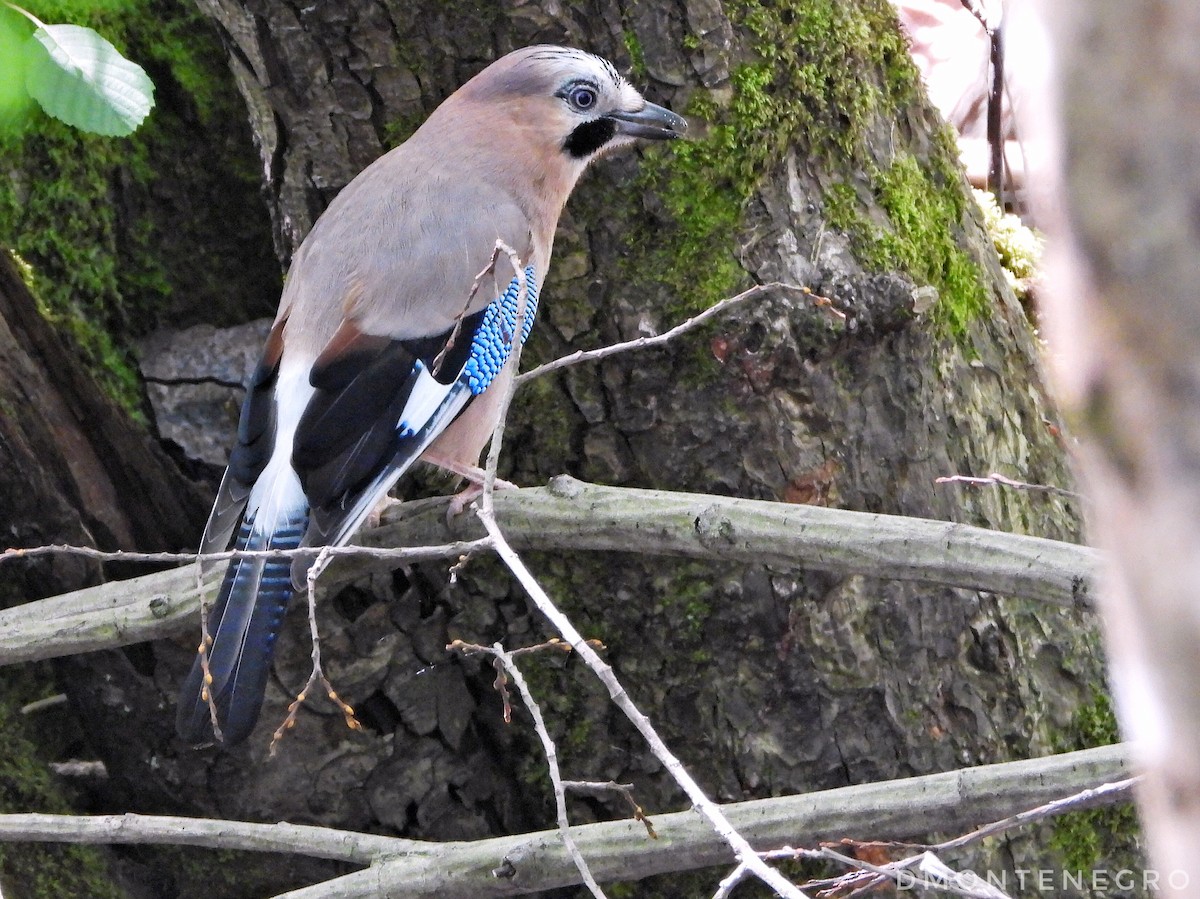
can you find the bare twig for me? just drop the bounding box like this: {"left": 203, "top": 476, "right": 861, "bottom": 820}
{"left": 865, "top": 774, "right": 1139, "bottom": 855}
{"left": 453, "top": 639, "right": 607, "bottom": 897}
{"left": 20, "top": 694, "right": 66, "bottom": 715}
{"left": 195, "top": 555, "right": 221, "bottom": 740}
{"left": 472, "top": 508, "right": 808, "bottom": 897}
{"left": 957, "top": 0, "right": 1005, "bottom": 201}
{"left": 0, "top": 812, "right": 418, "bottom": 863}
{"left": 768, "top": 775, "right": 1139, "bottom": 898}
{"left": 712, "top": 861, "right": 750, "bottom": 899}
{"left": 450, "top": 637, "right": 588, "bottom": 661}
{"left": 270, "top": 546, "right": 361, "bottom": 752}
{"left": 812, "top": 847, "right": 1013, "bottom": 899}
{"left": 561, "top": 781, "right": 657, "bottom": 839}
{"left": 0, "top": 539, "right": 489, "bottom": 568}
{"left": 750, "top": 846, "right": 1011, "bottom": 899}
{"left": 516, "top": 283, "right": 842, "bottom": 385}
{"left": 478, "top": 240, "right": 530, "bottom": 512}
{"left": 935, "top": 472, "right": 1080, "bottom": 497}
{"left": 469, "top": 248, "right": 608, "bottom": 895}
{"left": 431, "top": 244, "right": 508, "bottom": 377}
{"left": 469, "top": 252, "right": 807, "bottom": 897}
{"left": 48, "top": 761, "right": 107, "bottom": 779}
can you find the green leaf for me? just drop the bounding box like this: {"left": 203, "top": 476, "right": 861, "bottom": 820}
{"left": 0, "top": 9, "right": 36, "bottom": 133}
{"left": 24, "top": 22, "right": 153, "bottom": 136}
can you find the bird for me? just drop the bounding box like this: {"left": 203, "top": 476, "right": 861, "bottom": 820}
{"left": 176, "top": 45, "right": 687, "bottom": 746}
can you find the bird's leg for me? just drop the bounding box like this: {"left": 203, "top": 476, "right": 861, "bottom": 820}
{"left": 422, "top": 451, "right": 519, "bottom": 517}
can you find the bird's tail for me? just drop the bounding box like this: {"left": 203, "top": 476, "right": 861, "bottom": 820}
{"left": 176, "top": 503, "right": 307, "bottom": 746}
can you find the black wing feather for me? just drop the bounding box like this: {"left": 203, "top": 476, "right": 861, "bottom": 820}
{"left": 293, "top": 342, "right": 419, "bottom": 475}
{"left": 292, "top": 313, "right": 483, "bottom": 515}
{"left": 224, "top": 323, "right": 285, "bottom": 495}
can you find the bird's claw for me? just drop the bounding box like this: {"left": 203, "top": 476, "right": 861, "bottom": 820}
{"left": 446, "top": 477, "right": 519, "bottom": 522}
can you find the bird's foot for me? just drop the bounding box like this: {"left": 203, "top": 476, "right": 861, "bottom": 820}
{"left": 422, "top": 453, "right": 518, "bottom": 519}
{"left": 447, "top": 482, "right": 484, "bottom": 519}
{"left": 365, "top": 495, "right": 404, "bottom": 530}
{"left": 445, "top": 475, "right": 521, "bottom": 518}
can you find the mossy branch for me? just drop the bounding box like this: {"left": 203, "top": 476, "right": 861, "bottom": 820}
{"left": 0, "top": 744, "right": 1128, "bottom": 898}
{"left": 0, "top": 478, "right": 1096, "bottom": 666}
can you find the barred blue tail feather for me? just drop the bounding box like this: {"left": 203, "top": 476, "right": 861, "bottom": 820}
{"left": 174, "top": 46, "right": 684, "bottom": 748}
{"left": 176, "top": 513, "right": 306, "bottom": 746}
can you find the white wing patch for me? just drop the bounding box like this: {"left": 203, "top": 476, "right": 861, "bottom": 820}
{"left": 397, "top": 361, "right": 456, "bottom": 437}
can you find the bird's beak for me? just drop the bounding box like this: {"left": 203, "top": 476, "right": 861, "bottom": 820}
{"left": 607, "top": 102, "right": 688, "bottom": 141}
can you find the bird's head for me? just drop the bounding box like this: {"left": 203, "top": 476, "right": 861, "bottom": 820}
{"left": 451, "top": 45, "right": 688, "bottom": 166}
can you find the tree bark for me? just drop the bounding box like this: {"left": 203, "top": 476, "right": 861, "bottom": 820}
{"left": 0, "top": 250, "right": 213, "bottom": 896}
{"left": 39, "top": 0, "right": 1124, "bottom": 894}
{"left": 0, "top": 251, "right": 209, "bottom": 600}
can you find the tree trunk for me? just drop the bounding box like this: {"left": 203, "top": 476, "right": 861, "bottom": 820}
{"left": 37, "top": 0, "right": 1123, "bottom": 894}
{"left": 0, "top": 250, "right": 210, "bottom": 588}
{"left": 0, "top": 250, "right": 213, "bottom": 896}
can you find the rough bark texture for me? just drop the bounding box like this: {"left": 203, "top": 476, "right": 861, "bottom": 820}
{"left": 44, "top": 0, "right": 1123, "bottom": 895}
{"left": 0, "top": 253, "right": 209, "bottom": 600}
{"left": 0, "top": 251, "right": 213, "bottom": 896}
{"left": 1034, "top": 0, "right": 1200, "bottom": 893}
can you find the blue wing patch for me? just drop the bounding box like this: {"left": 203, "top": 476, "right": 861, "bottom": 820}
{"left": 396, "top": 266, "right": 540, "bottom": 437}
{"left": 462, "top": 266, "right": 540, "bottom": 395}
{"left": 297, "top": 265, "right": 542, "bottom": 547}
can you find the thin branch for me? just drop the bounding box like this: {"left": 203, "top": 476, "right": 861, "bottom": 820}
{"left": 431, "top": 244, "right": 507, "bottom": 378}
{"left": 0, "top": 813, "right": 419, "bottom": 864}
{"left": 885, "top": 774, "right": 1139, "bottom": 854}
{"left": 20, "top": 694, "right": 66, "bottom": 715}
{"left": 712, "top": 861, "right": 750, "bottom": 899}
{"left": 48, "top": 761, "right": 107, "bottom": 779}
{"left": 958, "top": 0, "right": 1006, "bottom": 202}
{"left": 473, "top": 505, "right": 808, "bottom": 898}
{"left": 561, "top": 781, "right": 657, "bottom": 839}
{"left": 782, "top": 776, "right": 1138, "bottom": 897}
{"left": 0, "top": 483, "right": 1098, "bottom": 667}
{"left": 269, "top": 546, "right": 362, "bottom": 752}
{"left": 453, "top": 640, "right": 606, "bottom": 898}
{"left": 935, "top": 472, "right": 1080, "bottom": 498}
{"left": 0, "top": 539, "right": 489, "bottom": 568}
{"left": 516, "top": 283, "right": 842, "bottom": 385}
{"left": 473, "top": 257, "right": 805, "bottom": 896}
{"left": 459, "top": 246, "right": 607, "bottom": 895}
{"left": 811, "top": 847, "right": 1013, "bottom": 899}
{"left": 480, "top": 239, "right": 529, "bottom": 510}
{"left": 195, "top": 551, "right": 221, "bottom": 740}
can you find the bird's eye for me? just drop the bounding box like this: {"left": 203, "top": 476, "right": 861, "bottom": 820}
{"left": 569, "top": 85, "right": 597, "bottom": 111}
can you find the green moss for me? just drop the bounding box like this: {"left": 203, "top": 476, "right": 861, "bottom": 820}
{"left": 627, "top": 0, "right": 989, "bottom": 344}
{"left": 382, "top": 110, "right": 427, "bottom": 150}
{"left": 0, "top": 679, "right": 121, "bottom": 898}
{"left": 659, "top": 566, "right": 715, "bottom": 642}
{"left": 0, "top": 0, "right": 277, "bottom": 418}
{"left": 825, "top": 152, "right": 990, "bottom": 340}
{"left": 622, "top": 29, "right": 647, "bottom": 79}
{"left": 1049, "top": 692, "right": 1141, "bottom": 871}
{"left": 973, "top": 187, "right": 1043, "bottom": 301}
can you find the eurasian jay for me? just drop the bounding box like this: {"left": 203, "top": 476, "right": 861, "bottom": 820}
{"left": 176, "top": 45, "right": 687, "bottom": 746}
